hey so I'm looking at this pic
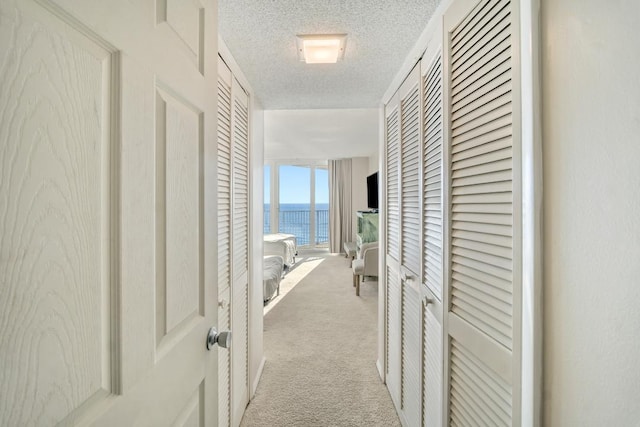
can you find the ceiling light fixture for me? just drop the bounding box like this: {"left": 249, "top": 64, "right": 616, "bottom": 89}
{"left": 296, "top": 34, "right": 347, "bottom": 64}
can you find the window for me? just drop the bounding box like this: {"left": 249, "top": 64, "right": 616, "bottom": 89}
{"left": 264, "top": 162, "right": 328, "bottom": 248}
{"left": 264, "top": 165, "right": 270, "bottom": 233}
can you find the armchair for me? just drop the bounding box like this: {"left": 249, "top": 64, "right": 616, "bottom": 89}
{"left": 352, "top": 242, "right": 378, "bottom": 296}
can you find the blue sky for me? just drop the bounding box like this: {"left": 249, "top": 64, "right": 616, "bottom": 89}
{"left": 265, "top": 165, "right": 329, "bottom": 204}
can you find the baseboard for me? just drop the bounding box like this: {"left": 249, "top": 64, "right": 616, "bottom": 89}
{"left": 251, "top": 356, "right": 266, "bottom": 398}
{"left": 376, "top": 359, "right": 385, "bottom": 383}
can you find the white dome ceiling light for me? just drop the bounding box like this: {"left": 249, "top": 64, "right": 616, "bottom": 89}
{"left": 296, "top": 34, "right": 347, "bottom": 64}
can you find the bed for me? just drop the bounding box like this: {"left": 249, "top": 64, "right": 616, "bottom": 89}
{"left": 263, "top": 233, "right": 297, "bottom": 267}
{"left": 263, "top": 255, "right": 284, "bottom": 303}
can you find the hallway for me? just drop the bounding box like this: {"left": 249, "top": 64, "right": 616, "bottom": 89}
{"left": 241, "top": 253, "right": 399, "bottom": 426}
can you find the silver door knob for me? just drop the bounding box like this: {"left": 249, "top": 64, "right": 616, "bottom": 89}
{"left": 423, "top": 297, "right": 434, "bottom": 307}
{"left": 206, "top": 327, "right": 232, "bottom": 350}
{"left": 401, "top": 271, "right": 413, "bottom": 282}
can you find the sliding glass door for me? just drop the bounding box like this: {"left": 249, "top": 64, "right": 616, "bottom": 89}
{"left": 264, "top": 162, "right": 328, "bottom": 249}
{"left": 264, "top": 164, "right": 270, "bottom": 233}
{"left": 278, "top": 165, "right": 311, "bottom": 244}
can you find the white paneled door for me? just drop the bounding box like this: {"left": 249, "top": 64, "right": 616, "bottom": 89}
{"left": 0, "top": 0, "right": 219, "bottom": 425}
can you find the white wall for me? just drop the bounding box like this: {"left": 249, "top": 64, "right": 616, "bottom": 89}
{"left": 351, "top": 157, "right": 369, "bottom": 241}
{"left": 264, "top": 109, "right": 379, "bottom": 160}
{"left": 542, "top": 0, "right": 640, "bottom": 424}
{"left": 368, "top": 151, "right": 379, "bottom": 175}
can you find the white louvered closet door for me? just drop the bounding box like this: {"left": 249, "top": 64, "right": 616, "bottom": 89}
{"left": 217, "top": 57, "right": 233, "bottom": 427}
{"left": 231, "top": 76, "right": 250, "bottom": 427}
{"left": 384, "top": 92, "right": 402, "bottom": 408}
{"left": 421, "top": 39, "right": 444, "bottom": 427}
{"left": 398, "top": 64, "right": 422, "bottom": 427}
{"left": 444, "top": 0, "right": 522, "bottom": 425}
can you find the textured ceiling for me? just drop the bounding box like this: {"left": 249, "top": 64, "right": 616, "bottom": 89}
{"left": 219, "top": 0, "right": 441, "bottom": 109}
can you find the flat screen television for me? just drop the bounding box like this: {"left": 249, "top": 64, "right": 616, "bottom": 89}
{"left": 366, "top": 172, "right": 379, "bottom": 210}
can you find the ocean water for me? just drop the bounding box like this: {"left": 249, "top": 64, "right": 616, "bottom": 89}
{"left": 264, "top": 203, "right": 329, "bottom": 246}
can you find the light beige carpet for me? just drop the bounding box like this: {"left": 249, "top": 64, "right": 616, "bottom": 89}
{"left": 241, "top": 253, "right": 400, "bottom": 427}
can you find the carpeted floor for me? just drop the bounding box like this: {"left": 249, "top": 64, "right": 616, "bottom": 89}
{"left": 240, "top": 252, "right": 400, "bottom": 427}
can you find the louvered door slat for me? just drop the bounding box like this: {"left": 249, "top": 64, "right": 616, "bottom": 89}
{"left": 451, "top": 0, "right": 493, "bottom": 42}
{"left": 451, "top": 296, "right": 511, "bottom": 341}
{"left": 452, "top": 95, "right": 512, "bottom": 135}
{"left": 452, "top": 171, "right": 512, "bottom": 191}
{"left": 452, "top": 192, "right": 512, "bottom": 205}
{"left": 452, "top": 138, "right": 512, "bottom": 165}
{"left": 452, "top": 103, "right": 511, "bottom": 138}
{"left": 452, "top": 55, "right": 510, "bottom": 103}
{"left": 453, "top": 236, "right": 512, "bottom": 258}
{"left": 424, "top": 83, "right": 441, "bottom": 114}
{"left": 453, "top": 50, "right": 511, "bottom": 103}
{"left": 423, "top": 303, "right": 442, "bottom": 426}
{"left": 453, "top": 120, "right": 512, "bottom": 152}
{"left": 423, "top": 54, "right": 443, "bottom": 299}
{"left": 452, "top": 182, "right": 512, "bottom": 198}
{"left": 452, "top": 263, "right": 512, "bottom": 294}
{"left": 450, "top": 340, "right": 512, "bottom": 426}
{"left": 232, "top": 280, "right": 248, "bottom": 420}
{"left": 452, "top": 123, "right": 511, "bottom": 154}
{"left": 218, "top": 75, "right": 232, "bottom": 295}
{"left": 451, "top": 1, "right": 510, "bottom": 66}
{"left": 450, "top": 400, "right": 481, "bottom": 427}
{"left": 386, "top": 264, "right": 401, "bottom": 399}
{"left": 452, "top": 253, "right": 512, "bottom": 282}
{"left": 452, "top": 211, "right": 511, "bottom": 226}
{"left": 450, "top": 375, "right": 504, "bottom": 426}
{"left": 446, "top": 0, "right": 518, "bottom": 424}
{"left": 451, "top": 229, "right": 512, "bottom": 253}
{"left": 453, "top": 93, "right": 512, "bottom": 136}
{"left": 425, "top": 125, "right": 442, "bottom": 147}
{"left": 401, "top": 79, "right": 421, "bottom": 276}
{"left": 453, "top": 217, "right": 511, "bottom": 237}
{"left": 450, "top": 341, "right": 511, "bottom": 423}
{"left": 452, "top": 275, "right": 511, "bottom": 312}
{"left": 387, "top": 108, "right": 400, "bottom": 259}
{"left": 401, "top": 284, "right": 421, "bottom": 426}
{"left": 232, "top": 96, "right": 249, "bottom": 280}
{"left": 452, "top": 262, "right": 512, "bottom": 294}
{"left": 452, "top": 18, "right": 511, "bottom": 84}
{"left": 453, "top": 341, "right": 512, "bottom": 406}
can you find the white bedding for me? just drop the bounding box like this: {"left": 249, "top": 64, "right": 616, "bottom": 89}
{"left": 263, "top": 233, "right": 297, "bottom": 266}
{"left": 263, "top": 255, "right": 284, "bottom": 302}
